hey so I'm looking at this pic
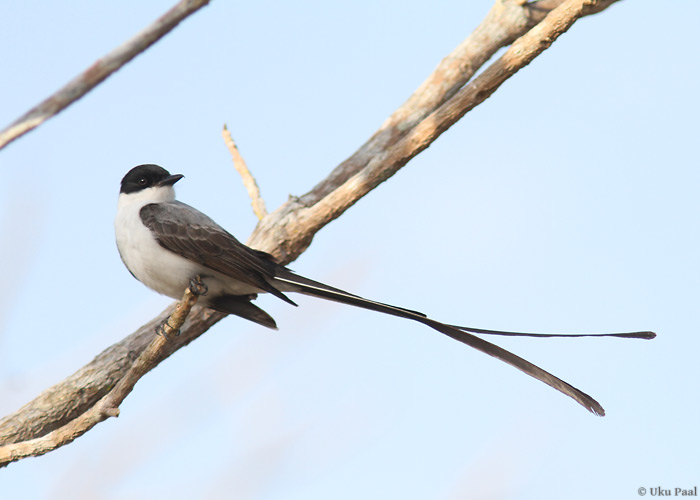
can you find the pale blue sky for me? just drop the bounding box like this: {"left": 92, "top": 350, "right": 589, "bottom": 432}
{"left": 1, "top": 1, "right": 698, "bottom": 499}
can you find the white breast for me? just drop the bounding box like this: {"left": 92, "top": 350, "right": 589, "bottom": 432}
{"left": 115, "top": 186, "right": 200, "bottom": 300}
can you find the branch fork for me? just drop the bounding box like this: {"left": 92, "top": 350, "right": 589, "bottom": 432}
{"left": 0, "top": 278, "right": 205, "bottom": 467}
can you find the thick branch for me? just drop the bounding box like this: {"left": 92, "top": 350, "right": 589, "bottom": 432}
{"left": 247, "top": 0, "right": 609, "bottom": 259}
{"left": 0, "top": 280, "right": 207, "bottom": 466}
{"left": 302, "top": 0, "right": 620, "bottom": 205}
{"left": 0, "top": 305, "right": 225, "bottom": 446}
{"left": 0, "top": 0, "right": 210, "bottom": 151}
{"left": 0, "top": 0, "right": 618, "bottom": 461}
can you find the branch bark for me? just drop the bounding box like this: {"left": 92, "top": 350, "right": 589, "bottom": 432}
{"left": 0, "top": 0, "right": 210, "bottom": 151}
{"left": 0, "top": 279, "right": 207, "bottom": 465}
{"left": 301, "top": 0, "right": 620, "bottom": 206}
{"left": 0, "top": 0, "right": 620, "bottom": 466}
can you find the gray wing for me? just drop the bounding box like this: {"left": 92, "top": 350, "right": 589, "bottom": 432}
{"left": 140, "top": 201, "right": 296, "bottom": 305}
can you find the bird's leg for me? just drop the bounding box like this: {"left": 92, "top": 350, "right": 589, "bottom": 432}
{"left": 188, "top": 275, "right": 208, "bottom": 297}
{"left": 156, "top": 275, "right": 209, "bottom": 337}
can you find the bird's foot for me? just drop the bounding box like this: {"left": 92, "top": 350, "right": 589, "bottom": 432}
{"left": 189, "top": 275, "right": 208, "bottom": 296}
{"left": 155, "top": 319, "right": 181, "bottom": 338}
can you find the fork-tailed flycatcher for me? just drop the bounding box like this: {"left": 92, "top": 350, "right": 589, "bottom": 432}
{"left": 115, "top": 164, "right": 655, "bottom": 416}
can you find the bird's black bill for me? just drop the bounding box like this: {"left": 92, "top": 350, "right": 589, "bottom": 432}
{"left": 157, "top": 174, "right": 184, "bottom": 187}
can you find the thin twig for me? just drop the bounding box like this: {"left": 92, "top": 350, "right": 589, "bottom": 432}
{"left": 0, "top": 0, "right": 210, "bottom": 152}
{"left": 0, "top": 279, "right": 206, "bottom": 467}
{"left": 222, "top": 125, "right": 268, "bottom": 220}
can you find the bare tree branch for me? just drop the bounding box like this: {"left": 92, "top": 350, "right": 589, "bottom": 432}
{"left": 0, "top": 305, "right": 226, "bottom": 448}
{"left": 0, "top": 0, "right": 620, "bottom": 465}
{"left": 302, "top": 0, "right": 620, "bottom": 204}
{"left": 0, "top": 279, "right": 207, "bottom": 465}
{"left": 247, "top": 0, "right": 620, "bottom": 259}
{"left": 0, "top": 0, "right": 210, "bottom": 152}
{"left": 222, "top": 125, "right": 268, "bottom": 220}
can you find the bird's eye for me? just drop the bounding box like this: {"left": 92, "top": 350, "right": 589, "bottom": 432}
{"left": 138, "top": 177, "right": 148, "bottom": 186}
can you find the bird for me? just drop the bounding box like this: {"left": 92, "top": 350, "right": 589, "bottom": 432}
{"left": 115, "top": 164, "right": 655, "bottom": 416}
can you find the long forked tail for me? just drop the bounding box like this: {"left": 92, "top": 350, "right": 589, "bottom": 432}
{"left": 273, "top": 271, "right": 655, "bottom": 416}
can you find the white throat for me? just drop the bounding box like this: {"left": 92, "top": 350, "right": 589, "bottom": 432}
{"left": 117, "top": 185, "right": 177, "bottom": 212}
